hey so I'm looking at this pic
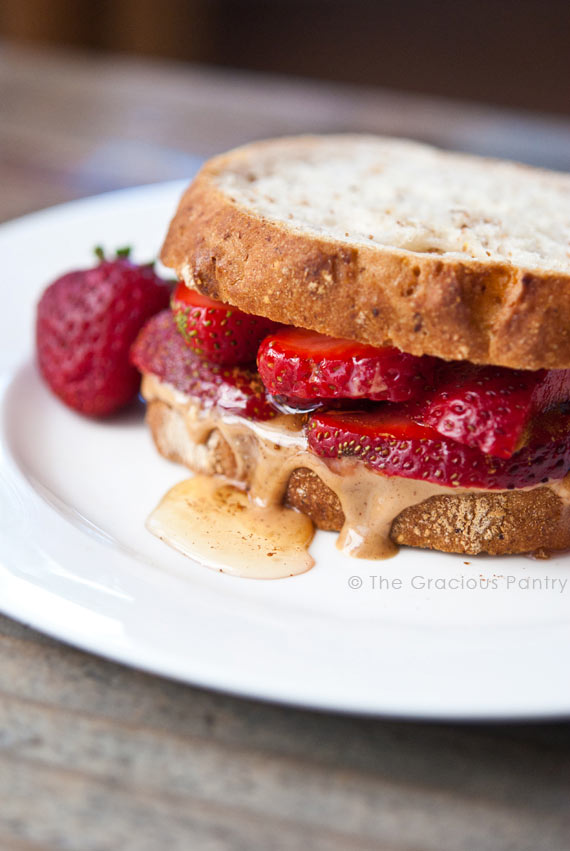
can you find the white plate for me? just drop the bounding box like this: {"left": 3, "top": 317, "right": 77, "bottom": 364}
{"left": 1, "top": 180, "right": 570, "bottom": 721}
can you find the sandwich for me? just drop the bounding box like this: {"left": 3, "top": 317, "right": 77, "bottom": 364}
{"left": 130, "top": 134, "right": 570, "bottom": 566}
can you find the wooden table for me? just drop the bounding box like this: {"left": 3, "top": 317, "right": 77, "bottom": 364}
{"left": 1, "top": 44, "right": 570, "bottom": 850}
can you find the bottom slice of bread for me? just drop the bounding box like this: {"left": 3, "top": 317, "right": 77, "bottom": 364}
{"left": 145, "top": 390, "right": 570, "bottom": 557}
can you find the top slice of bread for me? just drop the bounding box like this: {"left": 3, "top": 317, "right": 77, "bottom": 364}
{"left": 161, "top": 135, "right": 570, "bottom": 369}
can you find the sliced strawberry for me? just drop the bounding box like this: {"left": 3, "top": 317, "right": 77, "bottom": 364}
{"left": 171, "top": 283, "right": 280, "bottom": 366}
{"left": 131, "top": 311, "right": 277, "bottom": 421}
{"left": 257, "top": 327, "right": 436, "bottom": 402}
{"left": 419, "top": 364, "right": 570, "bottom": 459}
{"left": 307, "top": 405, "right": 570, "bottom": 490}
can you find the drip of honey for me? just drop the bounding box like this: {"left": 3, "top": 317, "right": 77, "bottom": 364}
{"left": 147, "top": 475, "right": 315, "bottom": 579}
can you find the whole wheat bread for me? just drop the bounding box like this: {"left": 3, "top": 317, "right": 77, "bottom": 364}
{"left": 161, "top": 135, "right": 570, "bottom": 370}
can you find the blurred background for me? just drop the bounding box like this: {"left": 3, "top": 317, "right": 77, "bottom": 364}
{"left": 1, "top": 0, "right": 569, "bottom": 115}
{"left": 2, "top": 0, "right": 569, "bottom": 222}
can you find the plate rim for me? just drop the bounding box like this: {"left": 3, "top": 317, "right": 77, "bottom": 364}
{"left": 2, "top": 179, "right": 570, "bottom": 722}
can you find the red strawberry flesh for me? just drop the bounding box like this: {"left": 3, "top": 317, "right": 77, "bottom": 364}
{"left": 419, "top": 364, "right": 570, "bottom": 458}
{"left": 257, "top": 327, "right": 436, "bottom": 402}
{"left": 130, "top": 310, "right": 277, "bottom": 421}
{"left": 308, "top": 405, "right": 570, "bottom": 490}
{"left": 172, "top": 283, "right": 280, "bottom": 366}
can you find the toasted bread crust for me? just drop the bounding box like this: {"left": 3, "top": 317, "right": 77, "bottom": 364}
{"left": 146, "top": 398, "right": 570, "bottom": 556}
{"left": 161, "top": 138, "right": 570, "bottom": 370}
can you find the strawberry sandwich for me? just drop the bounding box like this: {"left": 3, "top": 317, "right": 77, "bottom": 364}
{"left": 131, "top": 135, "right": 570, "bottom": 562}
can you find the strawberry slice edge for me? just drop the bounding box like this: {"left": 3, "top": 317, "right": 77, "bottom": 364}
{"left": 307, "top": 405, "right": 570, "bottom": 490}
{"left": 171, "top": 283, "right": 280, "bottom": 367}
{"left": 258, "top": 326, "right": 436, "bottom": 402}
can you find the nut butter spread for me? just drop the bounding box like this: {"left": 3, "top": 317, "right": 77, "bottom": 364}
{"left": 143, "top": 376, "right": 570, "bottom": 577}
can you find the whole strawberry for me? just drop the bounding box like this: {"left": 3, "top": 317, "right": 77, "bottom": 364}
{"left": 36, "top": 248, "right": 171, "bottom": 416}
{"left": 171, "top": 282, "right": 280, "bottom": 366}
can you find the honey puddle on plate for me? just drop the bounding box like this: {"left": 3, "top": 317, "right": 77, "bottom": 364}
{"left": 147, "top": 475, "right": 315, "bottom": 579}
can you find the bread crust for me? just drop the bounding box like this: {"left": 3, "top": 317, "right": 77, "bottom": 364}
{"left": 160, "top": 137, "right": 570, "bottom": 371}
{"left": 146, "top": 398, "right": 570, "bottom": 556}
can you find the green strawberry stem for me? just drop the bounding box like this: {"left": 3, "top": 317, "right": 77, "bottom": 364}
{"left": 94, "top": 245, "right": 132, "bottom": 262}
